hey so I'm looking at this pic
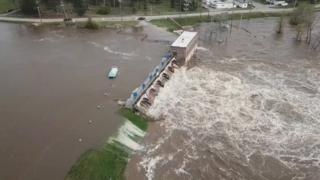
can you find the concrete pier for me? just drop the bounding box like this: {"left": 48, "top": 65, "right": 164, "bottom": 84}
{"left": 126, "top": 31, "right": 198, "bottom": 112}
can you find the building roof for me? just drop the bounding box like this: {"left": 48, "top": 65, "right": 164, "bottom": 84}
{"left": 171, "top": 31, "right": 198, "bottom": 48}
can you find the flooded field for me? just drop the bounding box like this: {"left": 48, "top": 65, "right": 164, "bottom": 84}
{"left": 0, "top": 22, "right": 175, "bottom": 180}
{"left": 126, "top": 17, "right": 320, "bottom": 180}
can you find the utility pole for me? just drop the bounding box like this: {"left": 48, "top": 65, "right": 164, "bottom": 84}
{"left": 36, "top": 0, "right": 42, "bottom": 24}
{"left": 60, "top": 0, "right": 67, "bottom": 20}
{"left": 119, "top": 0, "right": 123, "bottom": 22}
{"left": 180, "top": 0, "right": 182, "bottom": 18}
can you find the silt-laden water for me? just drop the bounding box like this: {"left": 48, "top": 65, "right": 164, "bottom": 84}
{"left": 126, "top": 17, "right": 320, "bottom": 180}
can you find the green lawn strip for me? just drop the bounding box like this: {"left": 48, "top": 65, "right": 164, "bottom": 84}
{"left": 65, "top": 142, "right": 129, "bottom": 180}
{"left": 0, "top": 0, "right": 15, "bottom": 13}
{"left": 119, "top": 108, "right": 148, "bottom": 131}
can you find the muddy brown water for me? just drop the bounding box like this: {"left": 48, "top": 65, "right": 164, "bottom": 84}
{"left": 126, "top": 17, "right": 320, "bottom": 180}
{"left": 0, "top": 22, "right": 176, "bottom": 180}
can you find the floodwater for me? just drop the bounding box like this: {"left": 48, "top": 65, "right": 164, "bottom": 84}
{"left": 0, "top": 22, "right": 175, "bottom": 180}
{"left": 126, "top": 17, "right": 320, "bottom": 180}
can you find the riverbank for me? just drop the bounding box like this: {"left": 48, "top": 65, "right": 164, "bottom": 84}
{"left": 1, "top": 4, "right": 320, "bottom": 23}
{"left": 65, "top": 108, "right": 148, "bottom": 180}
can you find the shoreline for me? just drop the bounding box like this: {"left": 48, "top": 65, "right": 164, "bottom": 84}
{"left": 65, "top": 108, "right": 149, "bottom": 180}
{"left": 1, "top": 5, "right": 320, "bottom": 24}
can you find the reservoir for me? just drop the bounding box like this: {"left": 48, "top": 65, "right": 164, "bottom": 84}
{"left": 0, "top": 22, "right": 175, "bottom": 180}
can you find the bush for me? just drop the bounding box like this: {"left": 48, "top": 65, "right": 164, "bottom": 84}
{"left": 96, "top": 6, "right": 111, "bottom": 15}
{"left": 84, "top": 18, "right": 100, "bottom": 30}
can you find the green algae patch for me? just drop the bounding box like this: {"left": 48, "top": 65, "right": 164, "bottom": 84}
{"left": 119, "top": 108, "right": 148, "bottom": 131}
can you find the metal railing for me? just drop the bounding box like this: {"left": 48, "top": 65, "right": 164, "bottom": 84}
{"left": 126, "top": 53, "right": 173, "bottom": 108}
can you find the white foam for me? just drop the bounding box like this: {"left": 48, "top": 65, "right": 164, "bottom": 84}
{"left": 103, "top": 46, "right": 136, "bottom": 57}
{"left": 141, "top": 63, "right": 320, "bottom": 178}
{"left": 196, "top": 46, "right": 209, "bottom": 51}
{"left": 113, "top": 120, "right": 146, "bottom": 151}
{"left": 140, "top": 156, "right": 164, "bottom": 180}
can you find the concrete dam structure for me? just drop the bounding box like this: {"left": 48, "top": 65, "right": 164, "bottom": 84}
{"left": 126, "top": 31, "right": 198, "bottom": 112}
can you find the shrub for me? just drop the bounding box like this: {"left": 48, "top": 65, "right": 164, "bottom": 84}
{"left": 84, "top": 18, "right": 100, "bottom": 30}
{"left": 96, "top": 6, "right": 111, "bottom": 15}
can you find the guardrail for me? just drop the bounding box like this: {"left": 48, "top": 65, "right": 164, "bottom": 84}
{"left": 126, "top": 53, "right": 173, "bottom": 108}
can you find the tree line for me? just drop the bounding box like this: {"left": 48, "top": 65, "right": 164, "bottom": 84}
{"left": 18, "top": 0, "right": 199, "bottom": 16}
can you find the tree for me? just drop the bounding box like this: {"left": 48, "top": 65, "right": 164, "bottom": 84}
{"left": 290, "top": 4, "right": 316, "bottom": 43}
{"left": 73, "top": 0, "right": 88, "bottom": 16}
{"left": 42, "top": 0, "right": 60, "bottom": 10}
{"left": 276, "top": 15, "right": 284, "bottom": 34}
{"left": 170, "top": 0, "right": 174, "bottom": 8}
{"left": 19, "top": 0, "right": 37, "bottom": 15}
{"left": 143, "top": 0, "right": 148, "bottom": 11}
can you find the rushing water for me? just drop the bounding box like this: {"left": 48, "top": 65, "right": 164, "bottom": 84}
{"left": 0, "top": 22, "right": 175, "bottom": 180}
{"left": 126, "top": 17, "right": 320, "bottom": 180}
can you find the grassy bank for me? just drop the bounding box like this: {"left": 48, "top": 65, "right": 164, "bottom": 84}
{"left": 66, "top": 142, "right": 129, "bottom": 180}
{"left": 77, "top": 20, "right": 138, "bottom": 29}
{"left": 150, "top": 11, "right": 292, "bottom": 31}
{"left": 0, "top": 0, "right": 15, "bottom": 13}
{"left": 119, "top": 108, "right": 148, "bottom": 131}
{"left": 65, "top": 108, "right": 147, "bottom": 180}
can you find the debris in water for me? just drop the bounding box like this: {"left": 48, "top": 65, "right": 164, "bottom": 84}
{"left": 96, "top": 105, "right": 103, "bottom": 109}
{"left": 117, "top": 100, "right": 125, "bottom": 106}
{"left": 88, "top": 120, "right": 93, "bottom": 124}
{"left": 78, "top": 138, "right": 83, "bottom": 143}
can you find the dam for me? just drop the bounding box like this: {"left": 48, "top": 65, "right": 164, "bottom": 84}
{"left": 126, "top": 31, "right": 198, "bottom": 112}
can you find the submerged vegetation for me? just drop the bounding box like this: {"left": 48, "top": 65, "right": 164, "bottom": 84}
{"left": 276, "top": 15, "right": 284, "bottom": 34}
{"left": 289, "top": 4, "right": 316, "bottom": 43}
{"left": 84, "top": 18, "right": 100, "bottom": 29}
{"left": 65, "top": 108, "right": 147, "bottom": 180}
{"left": 150, "top": 11, "right": 292, "bottom": 31}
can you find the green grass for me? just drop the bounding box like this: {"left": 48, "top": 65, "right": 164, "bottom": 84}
{"left": 65, "top": 108, "right": 148, "bottom": 180}
{"left": 150, "top": 18, "right": 180, "bottom": 31}
{"left": 65, "top": 142, "right": 129, "bottom": 180}
{"left": 0, "top": 0, "right": 15, "bottom": 13}
{"left": 119, "top": 108, "right": 148, "bottom": 131}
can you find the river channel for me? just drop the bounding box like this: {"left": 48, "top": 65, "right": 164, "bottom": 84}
{"left": 126, "top": 17, "right": 320, "bottom": 180}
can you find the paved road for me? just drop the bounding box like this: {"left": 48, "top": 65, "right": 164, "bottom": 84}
{"left": 0, "top": 4, "right": 319, "bottom": 23}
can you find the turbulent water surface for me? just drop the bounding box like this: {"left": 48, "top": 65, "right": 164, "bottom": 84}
{"left": 126, "top": 17, "right": 320, "bottom": 180}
